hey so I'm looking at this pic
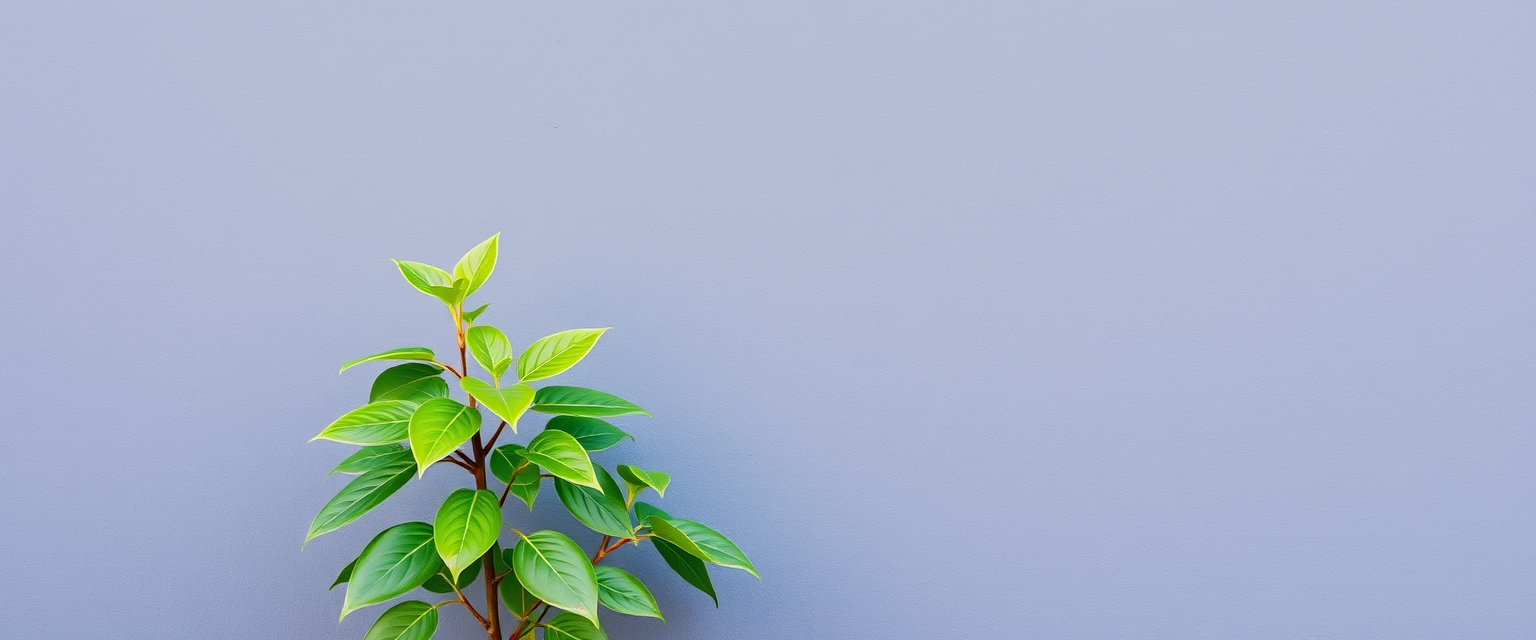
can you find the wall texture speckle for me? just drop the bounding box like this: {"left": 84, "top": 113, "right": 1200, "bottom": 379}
{"left": 2, "top": 3, "right": 1532, "bottom": 638}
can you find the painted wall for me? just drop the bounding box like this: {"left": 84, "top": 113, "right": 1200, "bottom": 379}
{"left": 2, "top": 3, "right": 1532, "bottom": 638}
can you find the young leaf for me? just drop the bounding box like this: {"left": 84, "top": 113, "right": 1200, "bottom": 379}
{"left": 595, "top": 565, "right": 664, "bottom": 620}
{"left": 341, "top": 347, "right": 437, "bottom": 373}
{"left": 531, "top": 386, "right": 651, "bottom": 418}
{"left": 466, "top": 325, "right": 513, "bottom": 380}
{"left": 362, "top": 600, "right": 438, "bottom": 640}
{"left": 422, "top": 558, "right": 480, "bottom": 593}
{"left": 312, "top": 401, "right": 416, "bottom": 446}
{"left": 554, "top": 466, "right": 631, "bottom": 537}
{"left": 407, "top": 398, "right": 482, "bottom": 477}
{"left": 393, "top": 260, "right": 463, "bottom": 306}
{"left": 370, "top": 364, "right": 448, "bottom": 403}
{"left": 433, "top": 489, "right": 502, "bottom": 581}
{"left": 331, "top": 559, "right": 356, "bottom": 590}
{"left": 497, "top": 548, "right": 539, "bottom": 615}
{"left": 489, "top": 445, "right": 541, "bottom": 509}
{"left": 452, "top": 233, "right": 499, "bottom": 296}
{"left": 331, "top": 444, "right": 409, "bottom": 475}
{"left": 517, "top": 328, "right": 608, "bottom": 382}
{"left": 634, "top": 502, "right": 716, "bottom": 605}
{"left": 460, "top": 378, "right": 533, "bottom": 429}
{"left": 342, "top": 522, "right": 443, "bottom": 619}
{"left": 545, "top": 416, "right": 632, "bottom": 451}
{"left": 307, "top": 457, "right": 416, "bottom": 542}
{"left": 543, "top": 612, "right": 608, "bottom": 640}
{"left": 511, "top": 530, "right": 600, "bottom": 626}
{"left": 462, "top": 303, "right": 489, "bottom": 324}
{"left": 616, "top": 465, "right": 670, "bottom": 499}
{"left": 521, "top": 429, "right": 599, "bottom": 489}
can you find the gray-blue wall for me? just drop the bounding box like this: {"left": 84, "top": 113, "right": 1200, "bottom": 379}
{"left": 2, "top": 3, "right": 1532, "bottom": 638}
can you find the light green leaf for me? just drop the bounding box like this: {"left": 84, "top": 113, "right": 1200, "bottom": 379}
{"left": 641, "top": 511, "right": 758, "bottom": 578}
{"left": 307, "top": 457, "right": 416, "bottom": 542}
{"left": 460, "top": 378, "right": 533, "bottom": 429}
{"left": 555, "top": 466, "right": 631, "bottom": 537}
{"left": 466, "top": 325, "right": 513, "bottom": 380}
{"left": 489, "top": 446, "right": 541, "bottom": 509}
{"left": 421, "top": 558, "right": 479, "bottom": 594}
{"left": 462, "top": 303, "right": 489, "bottom": 324}
{"left": 312, "top": 401, "right": 416, "bottom": 446}
{"left": 342, "top": 347, "right": 437, "bottom": 373}
{"left": 497, "top": 548, "right": 539, "bottom": 616}
{"left": 433, "top": 489, "right": 502, "bottom": 581}
{"left": 362, "top": 600, "right": 438, "bottom": 640}
{"left": 370, "top": 364, "right": 449, "bottom": 403}
{"left": 531, "top": 386, "right": 651, "bottom": 418}
{"left": 634, "top": 503, "right": 716, "bottom": 605}
{"left": 616, "top": 465, "right": 670, "bottom": 500}
{"left": 452, "top": 233, "right": 499, "bottom": 296}
{"left": 545, "top": 416, "right": 632, "bottom": 451}
{"left": 595, "top": 566, "right": 663, "bottom": 620}
{"left": 521, "top": 429, "right": 599, "bottom": 489}
{"left": 642, "top": 515, "right": 709, "bottom": 561}
{"left": 331, "top": 559, "right": 355, "bottom": 591}
{"left": 511, "top": 530, "right": 600, "bottom": 626}
{"left": 543, "top": 612, "right": 608, "bottom": 640}
{"left": 394, "top": 260, "right": 462, "bottom": 306}
{"left": 407, "top": 398, "right": 482, "bottom": 477}
{"left": 517, "top": 328, "right": 608, "bottom": 382}
{"left": 342, "top": 522, "right": 443, "bottom": 619}
{"left": 331, "top": 444, "right": 409, "bottom": 475}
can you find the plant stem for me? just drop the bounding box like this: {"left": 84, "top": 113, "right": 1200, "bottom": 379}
{"left": 458, "top": 310, "right": 501, "bottom": 640}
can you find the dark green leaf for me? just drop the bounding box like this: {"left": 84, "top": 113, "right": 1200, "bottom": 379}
{"left": 342, "top": 522, "right": 443, "bottom": 619}
{"left": 595, "top": 565, "right": 663, "bottom": 620}
{"left": 407, "top": 398, "right": 482, "bottom": 477}
{"left": 635, "top": 502, "right": 716, "bottom": 605}
{"left": 307, "top": 457, "right": 416, "bottom": 542}
{"left": 341, "top": 347, "right": 437, "bottom": 373}
{"left": 489, "top": 446, "right": 541, "bottom": 509}
{"left": 532, "top": 386, "right": 650, "bottom": 418}
{"left": 433, "top": 489, "right": 502, "bottom": 581}
{"left": 421, "top": 558, "right": 480, "bottom": 594}
{"left": 370, "top": 364, "right": 449, "bottom": 403}
{"left": 543, "top": 612, "right": 607, "bottom": 640}
{"left": 362, "top": 600, "right": 438, "bottom": 640}
{"left": 511, "top": 530, "right": 600, "bottom": 625}
{"left": 497, "top": 549, "right": 539, "bottom": 616}
{"left": 331, "top": 444, "right": 409, "bottom": 475}
{"left": 555, "top": 466, "right": 631, "bottom": 537}
{"left": 517, "top": 328, "right": 607, "bottom": 382}
{"left": 312, "top": 401, "right": 416, "bottom": 445}
{"left": 545, "top": 416, "right": 632, "bottom": 451}
{"left": 330, "top": 559, "right": 355, "bottom": 591}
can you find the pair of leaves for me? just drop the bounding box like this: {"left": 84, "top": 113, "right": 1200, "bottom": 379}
{"left": 343, "top": 522, "right": 443, "bottom": 619}
{"left": 467, "top": 325, "right": 513, "bottom": 381}
{"left": 637, "top": 502, "right": 758, "bottom": 579}
{"left": 461, "top": 377, "right": 533, "bottom": 430}
{"left": 394, "top": 234, "right": 499, "bottom": 307}
{"left": 307, "top": 454, "right": 416, "bottom": 543}
{"left": 433, "top": 489, "right": 501, "bottom": 581}
{"left": 362, "top": 601, "right": 437, "bottom": 640}
{"left": 617, "top": 465, "right": 669, "bottom": 500}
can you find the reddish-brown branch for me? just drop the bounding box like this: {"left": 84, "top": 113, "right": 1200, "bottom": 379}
{"left": 498, "top": 461, "right": 529, "bottom": 507}
{"left": 448, "top": 579, "right": 490, "bottom": 629}
{"left": 484, "top": 421, "right": 508, "bottom": 451}
{"left": 454, "top": 450, "right": 475, "bottom": 466}
{"left": 439, "top": 457, "right": 475, "bottom": 473}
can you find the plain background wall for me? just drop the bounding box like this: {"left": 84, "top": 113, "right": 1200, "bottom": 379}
{"left": 2, "top": 2, "right": 1532, "bottom": 638}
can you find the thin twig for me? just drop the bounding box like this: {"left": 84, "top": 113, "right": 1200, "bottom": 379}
{"left": 448, "top": 579, "right": 489, "bottom": 629}
{"left": 498, "top": 461, "right": 529, "bottom": 507}
{"left": 484, "top": 420, "right": 508, "bottom": 450}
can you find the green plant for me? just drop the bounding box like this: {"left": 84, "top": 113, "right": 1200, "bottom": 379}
{"left": 308, "top": 234, "right": 757, "bottom": 640}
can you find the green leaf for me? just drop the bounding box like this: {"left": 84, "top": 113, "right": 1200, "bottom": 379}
{"left": 342, "top": 522, "right": 443, "bottom": 619}
{"left": 362, "top": 600, "right": 438, "bottom": 640}
{"left": 460, "top": 378, "right": 533, "bottom": 429}
{"left": 511, "top": 530, "right": 600, "bottom": 626}
{"left": 370, "top": 364, "right": 449, "bottom": 403}
{"left": 531, "top": 386, "right": 651, "bottom": 418}
{"left": 407, "top": 398, "right": 482, "bottom": 477}
{"left": 545, "top": 416, "right": 632, "bottom": 451}
{"left": 639, "top": 508, "right": 758, "bottom": 578}
{"left": 634, "top": 503, "right": 716, "bottom": 605}
{"left": 452, "top": 233, "right": 499, "bottom": 296}
{"left": 543, "top": 612, "right": 608, "bottom": 640}
{"left": 521, "top": 429, "right": 599, "bottom": 489}
{"left": 433, "top": 489, "right": 502, "bottom": 581}
{"left": 331, "top": 444, "right": 409, "bottom": 475}
{"left": 595, "top": 566, "right": 663, "bottom": 620}
{"left": 616, "top": 465, "right": 670, "bottom": 499}
{"left": 331, "top": 559, "right": 355, "bottom": 590}
{"left": 421, "top": 558, "right": 479, "bottom": 594}
{"left": 462, "top": 303, "right": 489, "bottom": 324}
{"left": 517, "top": 328, "right": 608, "bottom": 382}
{"left": 555, "top": 466, "right": 631, "bottom": 537}
{"left": 466, "top": 325, "right": 513, "bottom": 380}
{"left": 341, "top": 347, "right": 438, "bottom": 373}
{"left": 394, "top": 260, "right": 463, "bottom": 306}
{"left": 489, "top": 446, "right": 541, "bottom": 509}
{"left": 642, "top": 515, "right": 709, "bottom": 561}
{"left": 497, "top": 548, "right": 539, "bottom": 616}
{"left": 313, "top": 401, "right": 416, "bottom": 445}
{"left": 307, "top": 457, "right": 416, "bottom": 542}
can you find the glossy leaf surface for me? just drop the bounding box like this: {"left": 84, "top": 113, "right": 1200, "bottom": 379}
{"left": 635, "top": 502, "right": 717, "bottom": 605}
{"left": 341, "top": 347, "right": 437, "bottom": 373}
{"left": 421, "top": 558, "right": 479, "bottom": 594}
{"left": 517, "top": 328, "right": 607, "bottom": 382}
{"left": 543, "top": 612, "right": 608, "bottom": 640}
{"left": 555, "top": 466, "right": 631, "bottom": 537}
{"left": 545, "top": 416, "right": 631, "bottom": 451}
{"left": 511, "top": 530, "right": 600, "bottom": 625}
{"left": 307, "top": 456, "right": 416, "bottom": 542}
{"left": 331, "top": 444, "right": 409, "bottom": 475}
{"left": 362, "top": 600, "right": 438, "bottom": 640}
{"left": 531, "top": 386, "right": 650, "bottom": 418}
{"left": 452, "top": 233, "right": 498, "bottom": 296}
{"left": 616, "top": 465, "right": 670, "bottom": 499}
{"left": 331, "top": 559, "right": 355, "bottom": 591}
{"left": 520, "top": 429, "right": 599, "bottom": 489}
{"left": 394, "top": 260, "right": 462, "bottom": 305}
{"left": 595, "top": 565, "right": 663, "bottom": 620}
{"left": 664, "top": 518, "right": 759, "bottom": 578}
{"left": 466, "top": 325, "right": 513, "bottom": 379}
{"left": 489, "top": 445, "right": 540, "bottom": 509}
{"left": 407, "top": 398, "right": 482, "bottom": 477}
{"left": 460, "top": 378, "right": 533, "bottom": 428}
{"left": 343, "top": 522, "right": 443, "bottom": 619}
{"left": 433, "top": 489, "right": 501, "bottom": 581}
{"left": 312, "top": 401, "right": 416, "bottom": 445}
{"left": 497, "top": 548, "right": 538, "bottom": 616}
{"left": 370, "top": 364, "right": 449, "bottom": 403}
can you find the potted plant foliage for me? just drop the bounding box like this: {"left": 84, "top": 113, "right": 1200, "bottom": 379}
{"left": 307, "top": 234, "right": 757, "bottom": 640}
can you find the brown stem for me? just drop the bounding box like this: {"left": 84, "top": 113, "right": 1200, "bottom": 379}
{"left": 498, "top": 461, "right": 529, "bottom": 507}
{"left": 454, "top": 450, "right": 476, "bottom": 466}
{"left": 460, "top": 315, "right": 501, "bottom": 640}
{"left": 439, "top": 457, "right": 475, "bottom": 473}
{"left": 448, "top": 579, "right": 490, "bottom": 629}
{"left": 484, "top": 421, "right": 508, "bottom": 450}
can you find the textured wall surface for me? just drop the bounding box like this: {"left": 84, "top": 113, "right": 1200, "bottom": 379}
{"left": 2, "top": 3, "right": 1533, "bottom": 638}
